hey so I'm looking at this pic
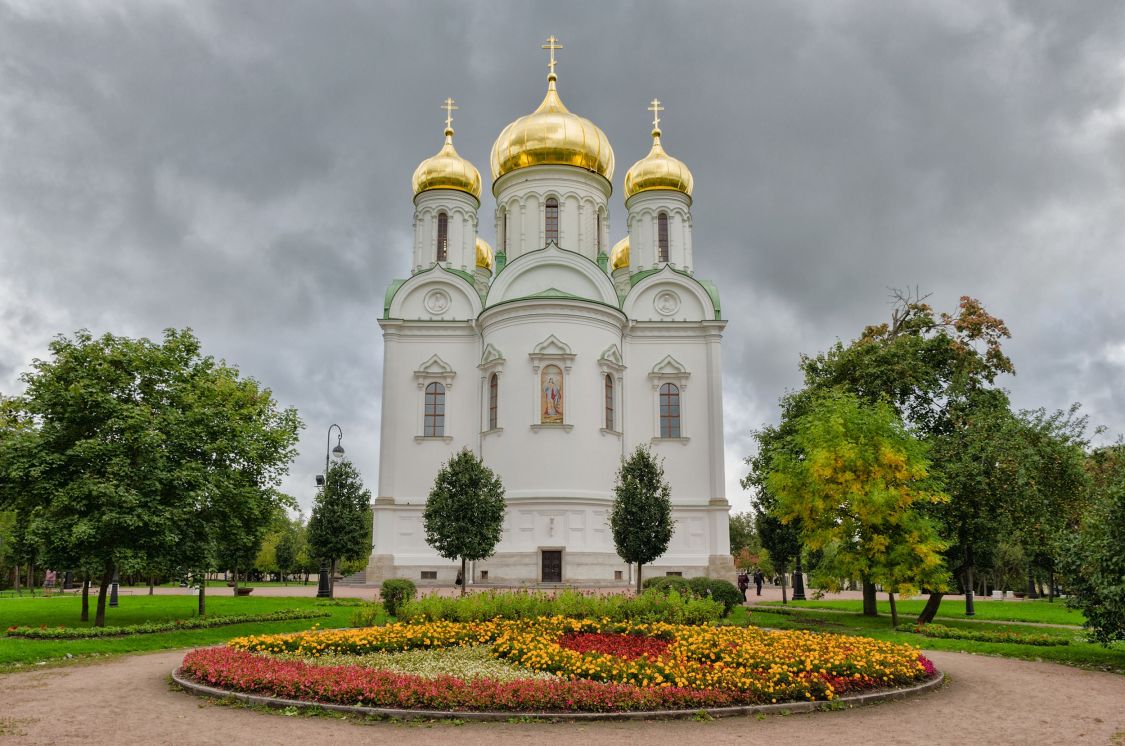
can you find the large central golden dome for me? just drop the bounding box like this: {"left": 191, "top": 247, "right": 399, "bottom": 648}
{"left": 490, "top": 74, "right": 614, "bottom": 187}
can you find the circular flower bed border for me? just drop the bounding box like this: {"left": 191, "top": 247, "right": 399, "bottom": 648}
{"left": 171, "top": 665, "right": 944, "bottom": 722}
{"left": 173, "top": 618, "right": 944, "bottom": 721}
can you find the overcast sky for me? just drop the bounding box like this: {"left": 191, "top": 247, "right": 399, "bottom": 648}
{"left": 2, "top": 1, "right": 1123, "bottom": 516}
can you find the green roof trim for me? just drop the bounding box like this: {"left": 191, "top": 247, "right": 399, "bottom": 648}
{"left": 627, "top": 266, "right": 722, "bottom": 320}
{"left": 383, "top": 279, "right": 406, "bottom": 319}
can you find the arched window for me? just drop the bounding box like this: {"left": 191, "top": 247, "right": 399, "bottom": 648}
{"left": 659, "top": 383, "right": 680, "bottom": 438}
{"left": 604, "top": 374, "right": 614, "bottom": 430}
{"left": 657, "top": 212, "right": 669, "bottom": 263}
{"left": 501, "top": 208, "right": 510, "bottom": 255}
{"left": 436, "top": 212, "right": 449, "bottom": 262}
{"left": 424, "top": 382, "right": 445, "bottom": 436}
{"left": 545, "top": 198, "right": 559, "bottom": 245}
{"left": 488, "top": 373, "right": 498, "bottom": 430}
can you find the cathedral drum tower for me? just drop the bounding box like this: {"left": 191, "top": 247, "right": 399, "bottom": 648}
{"left": 368, "top": 38, "right": 732, "bottom": 586}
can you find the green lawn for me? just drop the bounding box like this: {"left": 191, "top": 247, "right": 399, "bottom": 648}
{"left": 761, "top": 597, "right": 1085, "bottom": 626}
{"left": 734, "top": 606, "right": 1124, "bottom": 673}
{"left": 0, "top": 594, "right": 379, "bottom": 671}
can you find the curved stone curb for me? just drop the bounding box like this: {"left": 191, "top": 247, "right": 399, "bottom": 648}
{"left": 171, "top": 667, "right": 945, "bottom": 722}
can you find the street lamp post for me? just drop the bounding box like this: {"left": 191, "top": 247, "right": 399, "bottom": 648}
{"left": 315, "top": 424, "right": 345, "bottom": 599}
{"left": 109, "top": 567, "right": 119, "bottom": 607}
{"left": 791, "top": 551, "right": 807, "bottom": 602}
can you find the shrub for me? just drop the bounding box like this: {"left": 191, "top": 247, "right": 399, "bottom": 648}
{"left": 642, "top": 576, "right": 693, "bottom": 595}
{"left": 910, "top": 623, "right": 1069, "bottom": 647}
{"left": 379, "top": 579, "right": 417, "bottom": 618}
{"left": 350, "top": 603, "right": 388, "bottom": 628}
{"left": 395, "top": 589, "right": 722, "bottom": 625}
{"left": 4, "top": 609, "right": 329, "bottom": 639}
{"left": 687, "top": 578, "right": 744, "bottom": 616}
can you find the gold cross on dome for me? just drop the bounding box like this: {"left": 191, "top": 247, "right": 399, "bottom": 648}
{"left": 648, "top": 98, "right": 664, "bottom": 130}
{"left": 442, "top": 97, "right": 458, "bottom": 130}
{"left": 542, "top": 35, "right": 563, "bottom": 77}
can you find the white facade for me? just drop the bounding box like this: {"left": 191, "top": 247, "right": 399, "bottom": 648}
{"left": 368, "top": 77, "right": 732, "bottom": 587}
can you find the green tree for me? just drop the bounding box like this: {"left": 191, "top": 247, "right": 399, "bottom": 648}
{"left": 745, "top": 292, "right": 1015, "bottom": 619}
{"left": 755, "top": 511, "right": 799, "bottom": 603}
{"left": 307, "top": 460, "right": 373, "bottom": 598}
{"left": 610, "top": 445, "right": 674, "bottom": 593}
{"left": 1056, "top": 444, "right": 1124, "bottom": 644}
{"left": 728, "top": 511, "right": 759, "bottom": 555}
{"left": 274, "top": 518, "right": 301, "bottom": 584}
{"left": 768, "top": 391, "right": 950, "bottom": 626}
{"left": 0, "top": 329, "right": 301, "bottom": 624}
{"left": 422, "top": 448, "right": 506, "bottom": 596}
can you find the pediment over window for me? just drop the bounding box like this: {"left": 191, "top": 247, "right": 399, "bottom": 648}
{"left": 531, "top": 334, "right": 573, "bottom": 357}
{"left": 414, "top": 354, "right": 456, "bottom": 387}
{"left": 649, "top": 354, "right": 689, "bottom": 377}
{"left": 480, "top": 343, "right": 505, "bottom": 365}
{"left": 598, "top": 344, "right": 625, "bottom": 373}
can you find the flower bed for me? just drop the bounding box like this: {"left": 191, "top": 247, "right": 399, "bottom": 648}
{"left": 179, "top": 617, "right": 940, "bottom": 713}
{"left": 6, "top": 609, "right": 331, "bottom": 639}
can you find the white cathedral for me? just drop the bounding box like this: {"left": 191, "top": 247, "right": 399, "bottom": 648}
{"left": 366, "top": 39, "right": 732, "bottom": 586}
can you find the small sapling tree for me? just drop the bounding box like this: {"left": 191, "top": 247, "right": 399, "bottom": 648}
{"left": 423, "top": 448, "right": 506, "bottom": 596}
{"left": 610, "top": 445, "right": 674, "bottom": 593}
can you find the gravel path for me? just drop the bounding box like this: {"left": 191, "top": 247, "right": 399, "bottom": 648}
{"left": 1, "top": 648, "right": 1122, "bottom": 745}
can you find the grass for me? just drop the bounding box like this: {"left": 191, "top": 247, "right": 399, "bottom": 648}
{"left": 0, "top": 594, "right": 382, "bottom": 671}
{"left": 733, "top": 605, "right": 1125, "bottom": 673}
{"left": 760, "top": 597, "right": 1086, "bottom": 626}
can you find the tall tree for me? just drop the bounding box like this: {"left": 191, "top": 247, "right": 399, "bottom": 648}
{"left": 307, "top": 460, "right": 373, "bottom": 598}
{"left": 768, "top": 391, "right": 950, "bottom": 626}
{"left": 422, "top": 448, "right": 506, "bottom": 596}
{"left": 610, "top": 445, "right": 674, "bottom": 593}
{"left": 0, "top": 329, "right": 301, "bottom": 624}
{"left": 728, "top": 511, "right": 760, "bottom": 555}
{"left": 745, "top": 292, "right": 1015, "bottom": 619}
{"left": 1057, "top": 444, "right": 1125, "bottom": 644}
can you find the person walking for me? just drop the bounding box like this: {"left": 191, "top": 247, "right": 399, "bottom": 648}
{"left": 753, "top": 568, "right": 765, "bottom": 596}
{"left": 736, "top": 571, "right": 749, "bottom": 602}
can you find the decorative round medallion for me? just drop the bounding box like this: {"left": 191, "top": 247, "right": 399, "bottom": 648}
{"left": 654, "top": 290, "right": 680, "bottom": 317}
{"left": 424, "top": 289, "right": 451, "bottom": 315}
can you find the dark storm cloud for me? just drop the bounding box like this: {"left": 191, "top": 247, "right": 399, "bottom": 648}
{"left": 2, "top": 1, "right": 1123, "bottom": 513}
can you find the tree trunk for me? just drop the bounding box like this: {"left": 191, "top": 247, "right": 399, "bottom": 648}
{"left": 1036, "top": 577, "right": 1045, "bottom": 598}
{"left": 94, "top": 568, "right": 112, "bottom": 627}
{"left": 635, "top": 563, "right": 643, "bottom": 595}
{"left": 28, "top": 563, "right": 35, "bottom": 596}
{"left": 148, "top": 576, "right": 155, "bottom": 595}
{"left": 1027, "top": 565, "right": 1039, "bottom": 599}
{"left": 780, "top": 569, "right": 788, "bottom": 605}
{"left": 80, "top": 577, "right": 90, "bottom": 622}
{"left": 460, "top": 557, "right": 467, "bottom": 597}
{"left": 198, "top": 572, "right": 207, "bottom": 617}
{"left": 916, "top": 592, "right": 944, "bottom": 624}
{"left": 232, "top": 566, "right": 239, "bottom": 593}
{"left": 862, "top": 579, "right": 878, "bottom": 616}
{"left": 888, "top": 591, "right": 898, "bottom": 628}
{"left": 329, "top": 558, "right": 338, "bottom": 598}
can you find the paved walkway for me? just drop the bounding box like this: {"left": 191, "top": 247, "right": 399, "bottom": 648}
{"left": 0, "top": 647, "right": 1122, "bottom": 745}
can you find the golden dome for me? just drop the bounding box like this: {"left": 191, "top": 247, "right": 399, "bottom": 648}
{"left": 490, "top": 75, "right": 615, "bottom": 186}
{"left": 623, "top": 128, "right": 693, "bottom": 201}
{"left": 475, "top": 236, "right": 494, "bottom": 272}
{"left": 412, "top": 127, "right": 482, "bottom": 200}
{"left": 609, "top": 235, "right": 629, "bottom": 271}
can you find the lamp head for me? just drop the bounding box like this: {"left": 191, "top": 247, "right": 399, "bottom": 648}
{"left": 331, "top": 443, "right": 346, "bottom": 461}
{"left": 315, "top": 474, "right": 325, "bottom": 487}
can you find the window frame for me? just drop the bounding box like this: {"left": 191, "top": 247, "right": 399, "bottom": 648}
{"left": 544, "top": 197, "right": 559, "bottom": 246}
{"left": 488, "top": 373, "right": 499, "bottom": 431}
{"left": 657, "top": 212, "right": 669, "bottom": 263}
{"left": 436, "top": 211, "right": 449, "bottom": 262}
{"left": 658, "top": 382, "right": 680, "bottom": 438}
{"left": 423, "top": 382, "right": 446, "bottom": 437}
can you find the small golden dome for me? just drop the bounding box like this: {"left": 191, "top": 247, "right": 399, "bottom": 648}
{"left": 623, "top": 128, "right": 693, "bottom": 201}
{"left": 475, "top": 236, "right": 494, "bottom": 272}
{"left": 412, "top": 127, "right": 482, "bottom": 200}
{"left": 609, "top": 235, "right": 629, "bottom": 271}
{"left": 490, "top": 76, "right": 614, "bottom": 186}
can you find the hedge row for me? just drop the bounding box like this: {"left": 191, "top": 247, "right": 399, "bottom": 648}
{"left": 392, "top": 589, "right": 723, "bottom": 625}
{"left": 911, "top": 623, "right": 1069, "bottom": 647}
{"left": 5, "top": 609, "right": 331, "bottom": 639}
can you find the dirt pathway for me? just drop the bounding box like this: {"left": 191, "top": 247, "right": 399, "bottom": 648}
{"left": 1, "top": 648, "right": 1122, "bottom": 745}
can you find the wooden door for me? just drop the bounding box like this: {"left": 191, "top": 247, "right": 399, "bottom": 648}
{"left": 541, "top": 551, "right": 562, "bottom": 583}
